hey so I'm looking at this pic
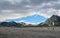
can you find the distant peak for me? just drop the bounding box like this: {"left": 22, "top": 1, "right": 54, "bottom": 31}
{"left": 50, "top": 15, "right": 60, "bottom": 18}
{"left": 52, "top": 15, "right": 59, "bottom": 17}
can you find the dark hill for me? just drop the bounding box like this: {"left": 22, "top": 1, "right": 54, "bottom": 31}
{"left": 39, "top": 15, "right": 60, "bottom": 26}
{"left": 45, "top": 15, "right": 60, "bottom": 26}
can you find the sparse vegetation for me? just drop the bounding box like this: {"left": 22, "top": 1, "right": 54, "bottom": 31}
{"left": 0, "top": 27, "right": 60, "bottom": 38}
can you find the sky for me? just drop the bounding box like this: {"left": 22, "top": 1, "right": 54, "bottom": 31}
{"left": 0, "top": 0, "right": 60, "bottom": 24}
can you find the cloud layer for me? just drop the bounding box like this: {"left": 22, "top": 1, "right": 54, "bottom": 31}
{"left": 0, "top": 0, "right": 60, "bottom": 21}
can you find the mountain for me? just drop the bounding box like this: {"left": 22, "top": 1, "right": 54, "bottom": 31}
{"left": 0, "top": 21, "right": 23, "bottom": 27}
{"left": 5, "top": 14, "right": 47, "bottom": 23}
{"left": 43, "top": 15, "right": 60, "bottom": 26}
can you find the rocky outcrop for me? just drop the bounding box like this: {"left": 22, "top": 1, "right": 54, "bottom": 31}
{"left": 43, "top": 15, "right": 60, "bottom": 26}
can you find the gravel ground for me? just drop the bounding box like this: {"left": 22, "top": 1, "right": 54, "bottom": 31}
{"left": 0, "top": 27, "right": 60, "bottom": 38}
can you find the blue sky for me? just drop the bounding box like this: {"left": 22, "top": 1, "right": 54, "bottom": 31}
{"left": 5, "top": 14, "right": 47, "bottom": 23}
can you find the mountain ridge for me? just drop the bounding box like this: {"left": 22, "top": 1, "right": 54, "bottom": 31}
{"left": 42, "top": 15, "right": 60, "bottom": 26}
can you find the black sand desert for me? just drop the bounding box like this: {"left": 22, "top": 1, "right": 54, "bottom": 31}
{"left": 0, "top": 27, "right": 60, "bottom": 38}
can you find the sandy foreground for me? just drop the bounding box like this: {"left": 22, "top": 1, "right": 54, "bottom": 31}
{"left": 0, "top": 27, "right": 60, "bottom": 38}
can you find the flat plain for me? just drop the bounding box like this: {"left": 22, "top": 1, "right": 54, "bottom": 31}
{"left": 0, "top": 27, "right": 60, "bottom": 38}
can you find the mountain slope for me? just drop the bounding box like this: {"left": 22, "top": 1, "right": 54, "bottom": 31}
{"left": 44, "top": 15, "right": 60, "bottom": 26}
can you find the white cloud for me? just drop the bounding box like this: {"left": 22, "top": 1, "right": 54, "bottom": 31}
{"left": 0, "top": 10, "right": 36, "bottom": 21}
{"left": 38, "top": 8, "right": 58, "bottom": 18}
{"left": 5, "top": 0, "right": 23, "bottom": 4}
{"left": 0, "top": 0, "right": 60, "bottom": 22}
